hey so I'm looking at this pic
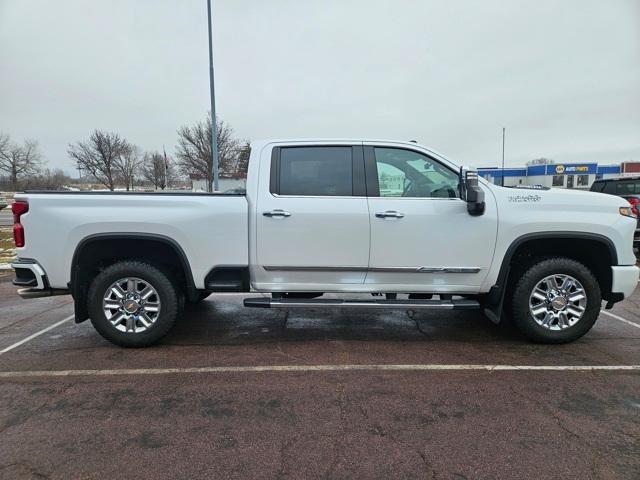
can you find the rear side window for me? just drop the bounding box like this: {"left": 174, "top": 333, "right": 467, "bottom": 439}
{"left": 276, "top": 147, "right": 353, "bottom": 196}
{"left": 615, "top": 180, "right": 640, "bottom": 195}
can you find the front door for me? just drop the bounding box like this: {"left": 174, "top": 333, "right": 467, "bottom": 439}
{"left": 253, "top": 143, "right": 370, "bottom": 291}
{"left": 365, "top": 144, "right": 498, "bottom": 292}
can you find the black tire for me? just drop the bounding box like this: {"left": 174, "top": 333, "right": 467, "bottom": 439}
{"left": 509, "top": 257, "right": 601, "bottom": 344}
{"left": 87, "top": 261, "right": 180, "bottom": 347}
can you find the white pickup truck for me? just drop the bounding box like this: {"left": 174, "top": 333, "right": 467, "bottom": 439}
{"left": 10, "top": 139, "right": 639, "bottom": 347}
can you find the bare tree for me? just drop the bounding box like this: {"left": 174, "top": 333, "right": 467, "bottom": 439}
{"left": 141, "top": 150, "right": 176, "bottom": 190}
{"left": 24, "top": 169, "right": 71, "bottom": 190}
{"left": 236, "top": 141, "right": 251, "bottom": 176}
{"left": 0, "top": 134, "right": 44, "bottom": 190}
{"left": 114, "top": 143, "right": 143, "bottom": 191}
{"left": 175, "top": 114, "right": 241, "bottom": 192}
{"left": 67, "top": 130, "right": 128, "bottom": 191}
{"left": 0, "top": 132, "right": 9, "bottom": 159}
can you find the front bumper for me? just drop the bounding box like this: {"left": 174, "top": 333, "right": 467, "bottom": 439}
{"left": 611, "top": 265, "right": 640, "bottom": 299}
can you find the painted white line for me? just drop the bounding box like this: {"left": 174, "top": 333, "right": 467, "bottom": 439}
{"left": 0, "top": 314, "right": 74, "bottom": 355}
{"left": 601, "top": 310, "right": 640, "bottom": 330}
{"left": 0, "top": 364, "right": 638, "bottom": 379}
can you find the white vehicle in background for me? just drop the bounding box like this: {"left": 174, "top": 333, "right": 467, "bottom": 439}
{"left": 10, "top": 139, "right": 639, "bottom": 347}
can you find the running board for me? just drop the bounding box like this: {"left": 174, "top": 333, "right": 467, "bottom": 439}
{"left": 243, "top": 297, "right": 480, "bottom": 310}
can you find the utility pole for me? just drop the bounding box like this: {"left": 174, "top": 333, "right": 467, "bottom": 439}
{"left": 501, "top": 127, "right": 506, "bottom": 186}
{"left": 207, "top": 0, "right": 219, "bottom": 192}
{"left": 163, "top": 145, "right": 169, "bottom": 191}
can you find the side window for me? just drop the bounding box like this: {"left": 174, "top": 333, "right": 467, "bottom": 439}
{"left": 277, "top": 147, "right": 353, "bottom": 196}
{"left": 615, "top": 181, "right": 637, "bottom": 195}
{"left": 373, "top": 148, "right": 459, "bottom": 198}
{"left": 377, "top": 163, "right": 406, "bottom": 197}
{"left": 603, "top": 181, "right": 616, "bottom": 194}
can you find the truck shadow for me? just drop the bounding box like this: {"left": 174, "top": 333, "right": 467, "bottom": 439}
{"left": 167, "top": 297, "right": 526, "bottom": 346}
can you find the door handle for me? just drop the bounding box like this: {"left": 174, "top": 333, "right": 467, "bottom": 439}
{"left": 375, "top": 210, "right": 405, "bottom": 219}
{"left": 263, "top": 209, "right": 291, "bottom": 218}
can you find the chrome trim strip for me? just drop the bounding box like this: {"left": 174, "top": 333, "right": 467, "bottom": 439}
{"left": 263, "top": 266, "right": 367, "bottom": 272}
{"left": 414, "top": 267, "right": 482, "bottom": 274}
{"left": 269, "top": 301, "right": 460, "bottom": 309}
{"left": 263, "top": 266, "right": 481, "bottom": 274}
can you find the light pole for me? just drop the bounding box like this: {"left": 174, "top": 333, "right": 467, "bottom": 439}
{"left": 501, "top": 127, "right": 506, "bottom": 186}
{"left": 207, "top": 0, "right": 219, "bottom": 192}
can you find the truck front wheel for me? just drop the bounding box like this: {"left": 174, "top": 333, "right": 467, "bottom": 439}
{"left": 87, "top": 261, "right": 180, "bottom": 347}
{"left": 509, "top": 257, "right": 601, "bottom": 343}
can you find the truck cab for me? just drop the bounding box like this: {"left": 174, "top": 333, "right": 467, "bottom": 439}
{"left": 248, "top": 140, "right": 495, "bottom": 293}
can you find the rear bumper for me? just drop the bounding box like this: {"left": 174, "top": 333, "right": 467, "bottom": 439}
{"left": 611, "top": 265, "right": 640, "bottom": 299}
{"left": 12, "top": 258, "right": 47, "bottom": 289}
{"left": 11, "top": 258, "right": 69, "bottom": 299}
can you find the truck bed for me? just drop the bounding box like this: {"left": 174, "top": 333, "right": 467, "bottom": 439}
{"left": 15, "top": 192, "right": 249, "bottom": 289}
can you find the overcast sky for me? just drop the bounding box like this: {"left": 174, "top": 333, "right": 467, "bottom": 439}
{"left": 1, "top": 0, "right": 638, "bottom": 174}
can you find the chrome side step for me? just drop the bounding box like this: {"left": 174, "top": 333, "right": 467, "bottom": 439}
{"left": 17, "top": 288, "right": 70, "bottom": 299}
{"left": 243, "top": 297, "right": 480, "bottom": 310}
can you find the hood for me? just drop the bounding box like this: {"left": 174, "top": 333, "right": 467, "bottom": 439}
{"left": 488, "top": 184, "right": 629, "bottom": 212}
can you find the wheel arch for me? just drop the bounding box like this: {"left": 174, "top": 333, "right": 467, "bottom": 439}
{"left": 485, "top": 231, "right": 618, "bottom": 320}
{"left": 70, "top": 233, "right": 195, "bottom": 323}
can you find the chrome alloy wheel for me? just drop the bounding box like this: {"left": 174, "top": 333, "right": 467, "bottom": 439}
{"left": 529, "top": 274, "right": 587, "bottom": 330}
{"left": 102, "top": 277, "right": 161, "bottom": 333}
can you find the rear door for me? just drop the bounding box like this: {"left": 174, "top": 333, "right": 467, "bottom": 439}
{"left": 364, "top": 144, "right": 498, "bottom": 292}
{"left": 253, "top": 143, "right": 370, "bottom": 290}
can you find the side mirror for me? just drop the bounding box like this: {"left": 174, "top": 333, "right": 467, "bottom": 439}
{"left": 459, "top": 166, "right": 485, "bottom": 216}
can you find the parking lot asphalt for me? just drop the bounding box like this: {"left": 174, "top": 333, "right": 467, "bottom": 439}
{"left": 0, "top": 274, "right": 639, "bottom": 479}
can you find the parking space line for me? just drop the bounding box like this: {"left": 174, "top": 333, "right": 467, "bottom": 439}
{"left": 0, "top": 364, "right": 638, "bottom": 378}
{"left": 0, "top": 314, "right": 74, "bottom": 355}
{"left": 601, "top": 310, "right": 640, "bottom": 329}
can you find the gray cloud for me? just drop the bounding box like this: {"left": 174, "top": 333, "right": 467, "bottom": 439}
{"left": 1, "top": 0, "right": 638, "bottom": 174}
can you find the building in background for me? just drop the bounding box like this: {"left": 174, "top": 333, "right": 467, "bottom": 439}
{"left": 478, "top": 162, "right": 640, "bottom": 189}
{"left": 621, "top": 162, "right": 640, "bottom": 175}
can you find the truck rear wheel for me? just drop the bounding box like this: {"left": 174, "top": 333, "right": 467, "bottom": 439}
{"left": 509, "top": 257, "right": 601, "bottom": 343}
{"left": 87, "top": 261, "right": 179, "bottom": 347}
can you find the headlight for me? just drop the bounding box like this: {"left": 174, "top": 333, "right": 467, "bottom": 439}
{"left": 619, "top": 206, "right": 637, "bottom": 219}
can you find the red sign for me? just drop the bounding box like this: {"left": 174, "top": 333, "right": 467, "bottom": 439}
{"left": 622, "top": 162, "right": 640, "bottom": 173}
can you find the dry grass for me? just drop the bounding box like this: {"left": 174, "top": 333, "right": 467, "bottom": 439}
{"left": 0, "top": 227, "right": 15, "bottom": 265}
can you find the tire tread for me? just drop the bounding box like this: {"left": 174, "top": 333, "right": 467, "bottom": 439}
{"left": 509, "top": 256, "right": 601, "bottom": 343}
{"left": 87, "top": 261, "right": 179, "bottom": 347}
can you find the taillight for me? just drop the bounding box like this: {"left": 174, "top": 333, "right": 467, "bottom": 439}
{"left": 12, "top": 200, "right": 29, "bottom": 248}
{"left": 627, "top": 197, "right": 640, "bottom": 218}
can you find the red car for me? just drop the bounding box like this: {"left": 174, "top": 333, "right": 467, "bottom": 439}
{"left": 591, "top": 176, "right": 640, "bottom": 246}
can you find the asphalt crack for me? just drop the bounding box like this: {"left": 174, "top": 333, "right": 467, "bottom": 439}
{"left": 406, "top": 309, "right": 431, "bottom": 337}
